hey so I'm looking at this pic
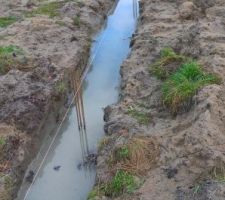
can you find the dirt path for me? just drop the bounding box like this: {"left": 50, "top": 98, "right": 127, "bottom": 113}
{"left": 95, "top": 0, "right": 225, "bottom": 199}
{"left": 0, "top": 0, "right": 113, "bottom": 199}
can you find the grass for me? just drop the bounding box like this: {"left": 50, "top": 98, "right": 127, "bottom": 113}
{"left": 162, "top": 60, "right": 220, "bottom": 114}
{"left": 55, "top": 81, "right": 66, "bottom": 94}
{"left": 26, "top": 1, "right": 65, "bottom": 18}
{"left": 112, "top": 137, "right": 159, "bottom": 175}
{"left": 103, "top": 170, "right": 137, "bottom": 197}
{"left": 127, "top": 106, "right": 151, "bottom": 125}
{"left": 0, "top": 16, "right": 17, "bottom": 28}
{"left": 150, "top": 47, "right": 185, "bottom": 80}
{"left": 114, "top": 146, "right": 129, "bottom": 161}
{"left": 0, "top": 45, "right": 23, "bottom": 74}
{"left": 73, "top": 16, "right": 81, "bottom": 27}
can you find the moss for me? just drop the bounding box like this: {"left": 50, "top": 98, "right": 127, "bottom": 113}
{"left": 0, "top": 16, "right": 17, "bottom": 28}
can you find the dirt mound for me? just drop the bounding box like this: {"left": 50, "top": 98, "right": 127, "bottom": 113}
{"left": 97, "top": 0, "right": 225, "bottom": 199}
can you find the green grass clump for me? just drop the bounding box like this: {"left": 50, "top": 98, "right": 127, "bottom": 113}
{"left": 162, "top": 60, "right": 220, "bottom": 113}
{"left": 150, "top": 47, "right": 185, "bottom": 80}
{"left": 0, "top": 45, "right": 23, "bottom": 74}
{"left": 0, "top": 16, "right": 17, "bottom": 28}
{"left": 26, "top": 2, "right": 64, "bottom": 18}
{"left": 115, "top": 146, "right": 129, "bottom": 161}
{"left": 73, "top": 16, "right": 81, "bottom": 27}
{"left": 127, "top": 106, "right": 151, "bottom": 125}
{"left": 103, "top": 170, "right": 137, "bottom": 197}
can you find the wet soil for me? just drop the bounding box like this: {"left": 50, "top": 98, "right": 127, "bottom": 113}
{"left": 0, "top": 0, "right": 113, "bottom": 199}
{"left": 97, "top": 0, "right": 225, "bottom": 199}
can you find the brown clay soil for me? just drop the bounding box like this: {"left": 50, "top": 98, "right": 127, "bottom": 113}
{"left": 97, "top": 0, "right": 225, "bottom": 199}
{"left": 0, "top": 0, "right": 113, "bottom": 199}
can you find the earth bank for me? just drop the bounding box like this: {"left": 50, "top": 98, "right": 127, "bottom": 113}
{"left": 0, "top": 0, "right": 114, "bottom": 199}
{"left": 95, "top": 0, "right": 225, "bottom": 199}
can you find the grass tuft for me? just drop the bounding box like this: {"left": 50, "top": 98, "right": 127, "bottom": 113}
{"left": 26, "top": 2, "right": 64, "bottom": 18}
{"left": 127, "top": 106, "right": 151, "bottom": 125}
{"left": 112, "top": 137, "right": 159, "bottom": 175}
{"left": 150, "top": 47, "right": 185, "bottom": 80}
{"left": 0, "top": 45, "right": 23, "bottom": 74}
{"left": 162, "top": 60, "right": 220, "bottom": 114}
{"left": 114, "top": 146, "right": 129, "bottom": 161}
{"left": 0, "top": 16, "right": 17, "bottom": 28}
{"left": 73, "top": 16, "right": 81, "bottom": 27}
{"left": 103, "top": 170, "right": 137, "bottom": 197}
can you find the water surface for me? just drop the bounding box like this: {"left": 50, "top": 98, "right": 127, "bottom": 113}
{"left": 21, "top": 0, "right": 138, "bottom": 199}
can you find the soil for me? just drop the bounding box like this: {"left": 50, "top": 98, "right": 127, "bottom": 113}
{"left": 0, "top": 0, "right": 113, "bottom": 199}
{"left": 96, "top": 0, "right": 225, "bottom": 199}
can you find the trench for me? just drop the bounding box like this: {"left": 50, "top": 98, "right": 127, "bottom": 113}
{"left": 17, "top": 0, "right": 138, "bottom": 199}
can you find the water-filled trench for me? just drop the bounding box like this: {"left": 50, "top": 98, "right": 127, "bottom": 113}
{"left": 18, "top": 0, "right": 138, "bottom": 199}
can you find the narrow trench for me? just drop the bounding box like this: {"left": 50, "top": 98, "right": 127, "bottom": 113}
{"left": 17, "top": 0, "right": 139, "bottom": 199}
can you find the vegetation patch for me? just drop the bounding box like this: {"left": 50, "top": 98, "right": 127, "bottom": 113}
{"left": 126, "top": 106, "right": 151, "bottom": 125}
{"left": 0, "top": 45, "right": 24, "bottom": 75}
{"left": 150, "top": 47, "right": 185, "bottom": 80}
{"left": 0, "top": 16, "right": 17, "bottom": 28}
{"left": 151, "top": 47, "right": 221, "bottom": 114}
{"left": 88, "top": 170, "right": 138, "bottom": 199}
{"left": 26, "top": 1, "right": 65, "bottom": 18}
{"left": 73, "top": 16, "right": 81, "bottom": 27}
{"left": 112, "top": 136, "right": 159, "bottom": 175}
{"left": 103, "top": 170, "right": 137, "bottom": 197}
{"left": 162, "top": 60, "right": 220, "bottom": 114}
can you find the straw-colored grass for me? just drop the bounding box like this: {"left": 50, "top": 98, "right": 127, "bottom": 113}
{"left": 112, "top": 136, "right": 159, "bottom": 175}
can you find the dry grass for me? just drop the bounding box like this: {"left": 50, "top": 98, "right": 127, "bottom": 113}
{"left": 112, "top": 136, "right": 160, "bottom": 175}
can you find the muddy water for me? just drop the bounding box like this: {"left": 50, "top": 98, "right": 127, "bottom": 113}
{"left": 19, "top": 0, "right": 138, "bottom": 199}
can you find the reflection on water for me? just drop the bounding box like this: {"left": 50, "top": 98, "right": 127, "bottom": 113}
{"left": 20, "top": 0, "right": 139, "bottom": 200}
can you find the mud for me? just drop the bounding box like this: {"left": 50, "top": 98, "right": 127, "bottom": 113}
{"left": 97, "top": 0, "right": 225, "bottom": 199}
{"left": 0, "top": 0, "right": 113, "bottom": 199}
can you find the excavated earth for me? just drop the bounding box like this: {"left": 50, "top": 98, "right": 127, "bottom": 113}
{"left": 0, "top": 0, "right": 113, "bottom": 199}
{"left": 97, "top": 0, "right": 225, "bottom": 199}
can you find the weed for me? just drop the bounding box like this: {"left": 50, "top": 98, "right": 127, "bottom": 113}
{"left": 150, "top": 47, "right": 185, "bottom": 80}
{"left": 193, "top": 184, "right": 202, "bottom": 195}
{"left": 127, "top": 106, "right": 151, "bottom": 125}
{"left": 0, "top": 137, "right": 6, "bottom": 147}
{"left": 114, "top": 146, "right": 129, "bottom": 161}
{"left": 0, "top": 45, "right": 23, "bottom": 74}
{"left": 0, "top": 16, "right": 17, "bottom": 28}
{"left": 55, "top": 81, "right": 66, "bottom": 94}
{"left": 162, "top": 60, "right": 220, "bottom": 114}
{"left": 26, "top": 2, "right": 64, "bottom": 18}
{"left": 73, "top": 16, "right": 81, "bottom": 27}
{"left": 103, "top": 170, "right": 137, "bottom": 197}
